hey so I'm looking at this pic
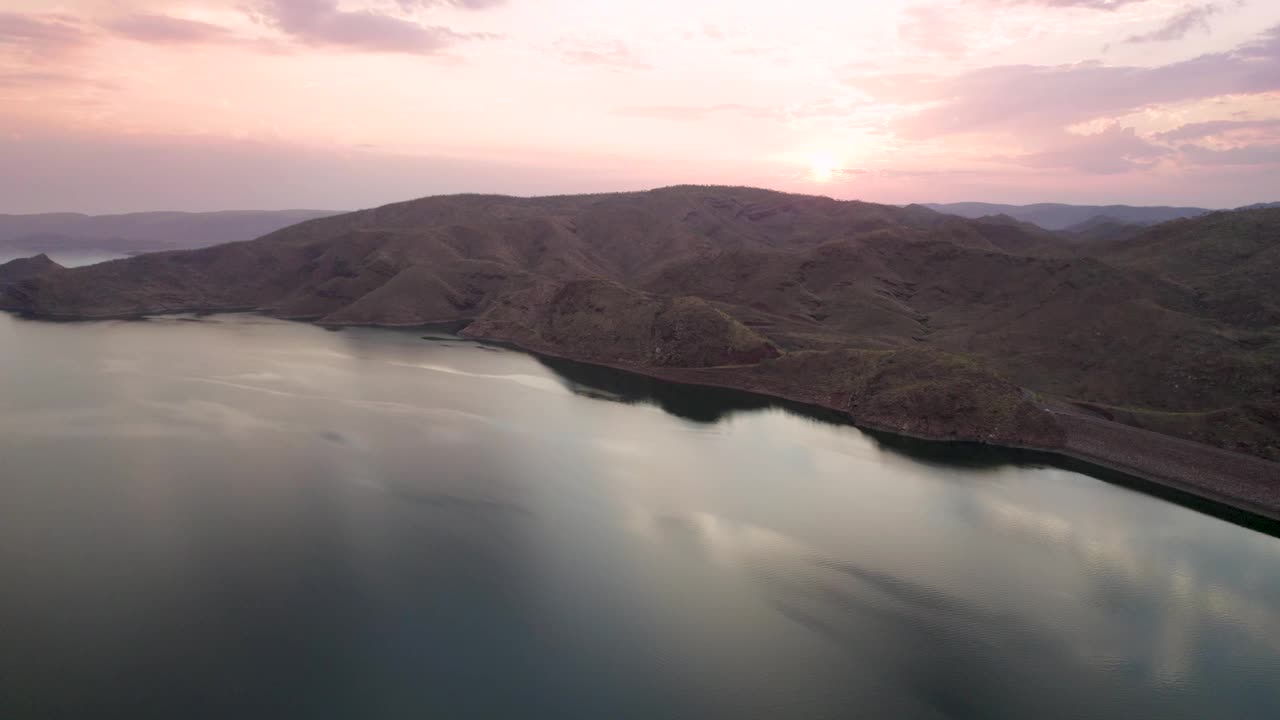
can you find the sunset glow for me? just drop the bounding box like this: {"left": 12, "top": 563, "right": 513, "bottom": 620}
{"left": 808, "top": 152, "right": 842, "bottom": 183}
{"left": 1, "top": 0, "right": 1278, "bottom": 211}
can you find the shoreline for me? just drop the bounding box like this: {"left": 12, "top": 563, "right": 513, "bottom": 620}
{"left": 457, "top": 333, "right": 1280, "bottom": 529}
{"left": 5, "top": 306, "right": 1279, "bottom": 530}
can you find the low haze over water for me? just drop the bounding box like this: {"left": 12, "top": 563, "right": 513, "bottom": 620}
{"left": 1, "top": 313, "right": 1278, "bottom": 719}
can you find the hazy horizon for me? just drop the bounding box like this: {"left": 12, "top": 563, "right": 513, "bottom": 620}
{"left": 2, "top": 0, "right": 1279, "bottom": 213}
{"left": 0, "top": 187, "right": 1262, "bottom": 218}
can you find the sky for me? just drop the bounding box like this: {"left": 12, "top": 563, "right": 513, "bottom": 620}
{"left": 1, "top": 0, "right": 1278, "bottom": 212}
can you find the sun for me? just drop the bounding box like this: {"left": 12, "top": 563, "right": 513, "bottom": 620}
{"left": 808, "top": 152, "right": 842, "bottom": 183}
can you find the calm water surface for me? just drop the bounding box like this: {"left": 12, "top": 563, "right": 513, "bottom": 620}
{"left": 1, "top": 313, "right": 1278, "bottom": 719}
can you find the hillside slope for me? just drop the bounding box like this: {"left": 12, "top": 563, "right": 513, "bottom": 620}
{"left": 0, "top": 254, "right": 63, "bottom": 284}
{"left": 3, "top": 187, "right": 1277, "bottom": 469}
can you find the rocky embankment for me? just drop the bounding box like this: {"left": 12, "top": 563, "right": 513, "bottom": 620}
{"left": 458, "top": 323, "right": 1280, "bottom": 521}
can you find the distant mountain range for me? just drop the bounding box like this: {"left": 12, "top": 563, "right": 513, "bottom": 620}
{"left": 922, "top": 201, "right": 1280, "bottom": 231}
{"left": 921, "top": 202, "right": 1218, "bottom": 230}
{"left": 6, "top": 203, "right": 1274, "bottom": 256}
{"left": 0, "top": 209, "right": 343, "bottom": 256}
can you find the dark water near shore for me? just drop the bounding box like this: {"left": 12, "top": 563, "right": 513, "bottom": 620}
{"left": 2, "top": 313, "right": 1278, "bottom": 719}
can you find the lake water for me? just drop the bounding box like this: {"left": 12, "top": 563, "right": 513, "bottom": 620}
{"left": 1, "top": 312, "right": 1278, "bottom": 719}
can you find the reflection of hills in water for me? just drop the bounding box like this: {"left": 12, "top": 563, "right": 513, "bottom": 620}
{"left": 537, "top": 353, "right": 1034, "bottom": 470}
{"left": 536, "top": 354, "right": 778, "bottom": 424}
{"left": 535, "top": 352, "right": 1280, "bottom": 536}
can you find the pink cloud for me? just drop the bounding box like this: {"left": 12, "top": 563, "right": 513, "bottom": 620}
{"left": 248, "top": 0, "right": 492, "bottom": 55}
{"left": 1180, "top": 142, "right": 1280, "bottom": 165}
{"left": 106, "top": 14, "right": 236, "bottom": 45}
{"left": 1010, "top": 126, "right": 1171, "bottom": 174}
{"left": 395, "top": 0, "right": 508, "bottom": 8}
{"left": 857, "top": 25, "right": 1280, "bottom": 138}
{"left": 0, "top": 12, "right": 88, "bottom": 55}
{"left": 1157, "top": 118, "right": 1280, "bottom": 142}
{"left": 1125, "top": 3, "right": 1221, "bottom": 44}
{"left": 1, "top": 0, "right": 1278, "bottom": 210}
{"left": 1012, "top": 0, "right": 1152, "bottom": 7}
{"left": 0, "top": 70, "right": 114, "bottom": 89}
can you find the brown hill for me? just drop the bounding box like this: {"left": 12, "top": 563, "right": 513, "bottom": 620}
{"left": 463, "top": 280, "right": 779, "bottom": 368}
{"left": 0, "top": 253, "right": 62, "bottom": 284}
{"left": 2, "top": 186, "right": 1277, "bottom": 475}
{"left": 1091, "top": 208, "right": 1280, "bottom": 329}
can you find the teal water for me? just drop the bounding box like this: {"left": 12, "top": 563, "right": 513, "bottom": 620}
{"left": 1, "top": 312, "right": 1278, "bottom": 719}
